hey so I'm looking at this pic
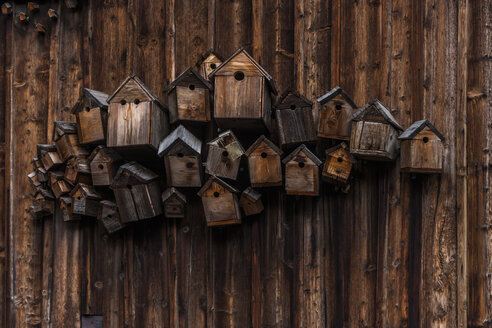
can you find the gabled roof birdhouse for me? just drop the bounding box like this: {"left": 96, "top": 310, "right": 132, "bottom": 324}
{"left": 98, "top": 200, "right": 125, "bottom": 233}
{"left": 317, "top": 87, "right": 358, "bottom": 140}
{"left": 166, "top": 67, "right": 213, "bottom": 124}
{"left": 71, "top": 88, "right": 109, "bottom": 145}
{"left": 28, "top": 171, "right": 41, "bottom": 191}
{"left": 36, "top": 167, "right": 48, "bottom": 183}
{"left": 49, "top": 171, "right": 71, "bottom": 198}
{"left": 53, "top": 121, "right": 89, "bottom": 161}
{"left": 196, "top": 49, "right": 223, "bottom": 80}
{"left": 60, "top": 196, "right": 81, "bottom": 221}
{"left": 322, "top": 142, "right": 354, "bottom": 185}
{"left": 158, "top": 125, "right": 202, "bottom": 187}
{"left": 161, "top": 187, "right": 187, "bottom": 218}
{"left": 245, "top": 135, "right": 283, "bottom": 187}
{"left": 89, "top": 146, "right": 123, "bottom": 186}
{"left": 350, "top": 99, "right": 403, "bottom": 161}
{"left": 70, "top": 183, "right": 102, "bottom": 217}
{"left": 30, "top": 188, "right": 55, "bottom": 218}
{"left": 274, "top": 88, "right": 316, "bottom": 150}
{"left": 205, "top": 130, "right": 244, "bottom": 180}
{"left": 239, "top": 187, "right": 264, "bottom": 216}
{"left": 197, "top": 176, "right": 241, "bottom": 227}
{"left": 209, "top": 47, "right": 278, "bottom": 131}
{"left": 398, "top": 120, "right": 444, "bottom": 173}
{"left": 37, "top": 144, "right": 63, "bottom": 171}
{"left": 65, "top": 156, "right": 92, "bottom": 186}
{"left": 32, "top": 157, "right": 42, "bottom": 170}
{"left": 282, "top": 144, "right": 322, "bottom": 196}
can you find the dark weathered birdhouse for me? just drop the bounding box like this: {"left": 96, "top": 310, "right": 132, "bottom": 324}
{"left": 36, "top": 167, "right": 48, "bottom": 183}
{"left": 49, "top": 171, "right": 71, "bottom": 198}
{"left": 205, "top": 130, "right": 244, "bottom": 180}
{"left": 282, "top": 144, "right": 322, "bottom": 196}
{"left": 245, "top": 135, "right": 283, "bottom": 187}
{"left": 98, "top": 200, "right": 125, "bottom": 234}
{"left": 197, "top": 176, "right": 241, "bottom": 227}
{"left": 31, "top": 157, "right": 43, "bottom": 170}
{"left": 209, "top": 47, "right": 278, "bottom": 131}
{"left": 274, "top": 88, "right": 316, "bottom": 150}
{"left": 166, "top": 67, "right": 213, "bottom": 124}
{"left": 158, "top": 125, "right": 202, "bottom": 187}
{"left": 239, "top": 187, "right": 263, "bottom": 216}
{"left": 53, "top": 121, "right": 89, "bottom": 161}
{"left": 317, "top": 87, "right": 358, "bottom": 140}
{"left": 65, "top": 156, "right": 92, "bottom": 186}
{"left": 30, "top": 188, "right": 55, "bottom": 218}
{"left": 106, "top": 74, "right": 170, "bottom": 156}
{"left": 71, "top": 88, "right": 109, "bottom": 145}
{"left": 37, "top": 144, "right": 63, "bottom": 171}
{"left": 322, "top": 142, "right": 353, "bottom": 185}
{"left": 196, "top": 50, "right": 223, "bottom": 80}
{"left": 60, "top": 196, "right": 81, "bottom": 221}
{"left": 70, "top": 183, "right": 102, "bottom": 217}
{"left": 111, "top": 161, "right": 163, "bottom": 223}
{"left": 161, "top": 187, "right": 187, "bottom": 219}
{"left": 398, "top": 120, "right": 445, "bottom": 173}
{"left": 350, "top": 99, "right": 403, "bottom": 161}
{"left": 28, "top": 171, "right": 41, "bottom": 191}
{"left": 89, "top": 146, "right": 123, "bottom": 186}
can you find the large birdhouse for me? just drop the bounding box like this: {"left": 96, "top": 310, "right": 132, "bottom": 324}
{"left": 158, "top": 125, "right": 202, "bottom": 187}
{"left": 398, "top": 120, "right": 444, "bottom": 173}
{"left": 274, "top": 88, "right": 316, "bottom": 150}
{"left": 71, "top": 88, "right": 109, "bottom": 145}
{"left": 166, "top": 67, "right": 213, "bottom": 124}
{"left": 161, "top": 187, "right": 187, "bottom": 219}
{"left": 89, "top": 146, "right": 123, "bottom": 186}
{"left": 239, "top": 187, "right": 263, "bottom": 216}
{"left": 205, "top": 130, "right": 244, "bottom": 180}
{"left": 209, "top": 47, "right": 278, "bottom": 131}
{"left": 30, "top": 188, "right": 55, "bottom": 218}
{"left": 49, "top": 171, "right": 71, "bottom": 198}
{"left": 244, "top": 135, "right": 283, "bottom": 187}
{"left": 282, "top": 144, "right": 322, "bottom": 196}
{"left": 317, "top": 87, "right": 358, "bottom": 140}
{"left": 111, "top": 162, "right": 163, "bottom": 223}
{"left": 106, "top": 74, "right": 170, "bottom": 156}
{"left": 196, "top": 49, "right": 223, "bottom": 80}
{"left": 322, "top": 142, "right": 353, "bottom": 186}
{"left": 37, "top": 144, "right": 63, "bottom": 171}
{"left": 60, "top": 196, "right": 81, "bottom": 221}
{"left": 53, "top": 121, "right": 89, "bottom": 161}
{"left": 197, "top": 176, "right": 241, "bottom": 227}
{"left": 350, "top": 99, "right": 403, "bottom": 161}
{"left": 70, "top": 183, "right": 102, "bottom": 217}
{"left": 65, "top": 156, "right": 92, "bottom": 186}
{"left": 98, "top": 200, "right": 125, "bottom": 234}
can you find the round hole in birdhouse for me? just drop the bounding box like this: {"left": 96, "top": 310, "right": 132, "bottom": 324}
{"left": 261, "top": 152, "right": 267, "bottom": 158}
{"left": 77, "top": 196, "right": 81, "bottom": 200}
{"left": 290, "top": 104, "right": 296, "bottom": 110}
{"left": 107, "top": 214, "right": 112, "bottom": 218}
{"left": 234, "top": 71, "right": 245, "bottom": 81}
{"left": 298, "top": 162, "right": 305, "bottom": 168}
{"left": 222, "top": 151, "right": 229, "bottom": 157}
{"left": 177, "top": 152, "right": 184, "bottom": 158}
{"left": 120, "top": 100, "right": 127, "bottom": 105}
{"left": 134, "top": 99, "right": 140, "bottom": 105}
{"left": 98, "top": 164, "right": 104, "bottom": 170}
{"left": 186, "top": 162, "right": 194, "bottom": 168}
{"left": 335, "top": 104, "right": 343, "bottom": 110}
{"left": 210, "top": 63, "right": 216, "bottom": 69}
{"left": 213, "top": 192, "right": 220, "bottom": 198}
{"left": 189, "top": 84, "right": 195, "bottom": 90}
{"left": 337, "top": 157, "right": 343, "bottom": 162}
{"left": 423, "top": 137, "right": 429, "bottom": 143}
{"left": 84, "top": 107, "right": 91, "bottom": 112}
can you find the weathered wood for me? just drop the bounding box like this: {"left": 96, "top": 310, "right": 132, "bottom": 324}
{"left": 89, "top": 146, "right": 123, "bottom": 186}
{"left": 1, "top": 2, "right": 12, "bottom": 15}
{"left": 71, "top": 88, "right": 109, "bottom": 145}
{"left": 98, "top": 200, "right": 125, "bottom": 234}
{"left": 239, "top": 187, "right": 263, "bottom": 216}
{"left": 283, "top": 144, "right": 322, "bottom": 196}
{"left": 70, "top": 183, "right": 102, "bottom": 217}
{"left": 161, "top": 187, "right": 186, "bottom": 218}
{"left": 322, "top": 142, "right": 353, "bottom": 185}
{"left": 49, "top": 171, "right": 71, "bottom": 198}
{"left": 196, "top": 50, "right": 223, "bottom": 80}
{"left": 244, "top": 135, "right": 283, "bottom": 187}
{"left": 59, "top": 196, "right": 80, "bottom": 221}
{"left": 317, "top": 87, "right": 358, "bottom": 140}
{"left": 64, "top": 156, "right": 91, "bottom": 186}
{"left": 205, "top": 130, "right": 244, "bottom": 180}
{"left": 53, "top": 121, "right": 89, "bottom": 161}
{"left": 198, "top": 176, "right": 241, "bottom": 226}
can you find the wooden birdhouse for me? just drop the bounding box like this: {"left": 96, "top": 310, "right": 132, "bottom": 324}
{"left": 106, "top": 74, "right": 170, "bottom": 156}
{"left": 31, "top": 157, "right": 42, "bottom": 170}
{"left": 239, "top": 187, "right": 263, "bottom": 216}
{"left": 53, "top": 121, "right": 89, "bottom": 161}
{"left": 111, "top": 162, "right": 163, "bottom": 223}
{"left": 350, "top": 99, "right": 403, "bottom": 161}
{"left": 70, "top": 183, "right": 102, "bottom": 217}
{"left": 322, "top": 142, "right": 353, "bottom": 185}
{"left": 37, "top": 144, "right": 63, "bottom": 171}
{"left": 28, "top": 171, "right": 41, "bottom": 191}
{"left": 317, "top": 87, "right": 358, "bottom": 140}
{"left": 205, "top": 130, "right": 244, "bottom": 180}
{"left": 30, "top": 188, "right": 55, "bottom": 218}
{"left": 166, "top": 67, "right": 213, "bottom": 124}
{"left": 36, "top": 167, "right": 48, "bottom": 183}
{"left": 89, "top": 146, "right": 123, "bottom": 186}
{"left": 196, "top": 50, "right": 223, "bottom": 80}
{"left": 98, "top": 200, "right": 125, "bottom": 234}
{"left": 282, "top": 144, "right": 322, "bottom": 196}
{"left": 197, "top": 176, "right": 241, "bottom": 227}
{"left": 161, "top": 187, "right": 187, "bottom": 219}
{"left": 49, "top": 171, "right": 71, "bottom": 198}
{"left": 65, "top": 156, "right": 92, "bottom": 186}
{"left": 209, "top": 47, "right": 278, "bottom": 131}
{"left": 60, "top": 197, "right": 81, "bottom": 221}
{"left": 71, "top": 88, "right": 109, "bottom": 145}
{"left": 244, "top": 135, "right": 283, "bottom": 187}
{"left": 158, "top": 125, "right": 202, "bottom": 187}
{"left": 274, "top": 88, "right": 316, "bottom": 149}
{"left": 398, "top": 120, "right": 445, "bottom": 173}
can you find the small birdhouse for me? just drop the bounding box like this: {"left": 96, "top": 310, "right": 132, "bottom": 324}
{"left": 98, "top": 200, "right": 125, "bottom": 234}
{"left": 28, "top": 171, "right": 41, "bottom": 191}
{"left": 36, "top": 167, "right": 48, "bottom": 183}
{"left": 166, "top": 67, "right": 213, "bottom": 124}
{"left": 111, "top": 162, "right": 163, "bottom": 223}
{"left": 49, "top": 171, "right": 71, "bottom": 198}
{"left": 65, "top": 156, "right": 92, "bottom": 186}
{"left": 161, "top": 187, "right": 187, "bottom": 219}
{"left": 31, "top": 157, "right": 43, "bottom": 170}
{"left": 30, "top": 188, "right": 55, "bottom": 218}
{"left": 71, "top": 88, "right": 109, "bottom": 145}
{"left": 274, "top": 88, "right": 316, "bottom": 149}
{"left": 106, "top": 74, "right": 170, "bottom": 156}
{"left": 197, "top": 176, "right": 241, "bottom": 227}
{"left": 244, "top": 135, "right": 283, "bottom": 187}
{"left": 37, "top": 144, "right": 63, "bottom": 171}
{"left": 350, "top": 99, "right": 403, "bottom": 161}
{"left": 209, "top": 47, "right": 278, "bottom": 131}
{"left": 205, "top": 130, "right": 244, "bottom": 180}
{"left": 196, "top": 49, "right": 223, "bottom": 80}
{"left": 60, "top": 196, "right": 81, "bottom": 221}
{"left": 282, "top": 144, "right": 322, "bottom": 196}
{"left": 89, "top": 146, "right": 123, "bottom": 186}
{"left": 317, "top": 87, "right": 358, "bottom": 140}
{"left": 70, "top": 183, "right": 102, "bottom": 217}
{"left": 398, "top": 120, "right": 445, "bottom": 173}
{"left": 239, "top": 187, "right": 263, "bottom": 216}
{"left": 322, "top": 142, "right": 353, "bottom": 185}
{"left": 53, "top": 121, "right": 89, "bottom": 162}
{"left": 1, "top": 2, "right": 12, "bottom": 15}
{"left": 158, "top": 125, "right": 202, "bottom": 187}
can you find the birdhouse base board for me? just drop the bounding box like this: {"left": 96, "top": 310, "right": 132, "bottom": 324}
{"left": 206, "top": 219, "right": 241, "bottom": 227}
{"left": 400, "top": 166, "right": 442, "bottom": 174}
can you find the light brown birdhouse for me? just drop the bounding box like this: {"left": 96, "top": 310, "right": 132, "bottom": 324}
{"left": 53, "top": 121, "right": 89, "bottom": 161}
{"left": 37, "top": 144, "right": 63, "bottom": 171}
{"left": 198, "top": 176, "right": 241, "bottom": 227}
{"left": 65, "top": 156, "right": 92, "bottom": 186}
{"left": 60, "top": 196, "right": 81, "bottom": 221}
{"left": 158, "top": 125, "right": 202, "bottom": 187}
{"left": 98, "top": 200, "right": 125, "bottom": 234}
{"left": 49, "top": 171, "right": 71, "bottom": 198}
{"left": 350, "top": 99, "right": 403, "bottom": 161}
{"left": 106, "top": 74, "right": 170, "bottom": 157}
{"left": 209, "top": 47, "right": 278, "bottom": 131}
{"left": 274, "top": 88, "right": 316, "bottom": 150}
{"left": 30, "top": 188, "right": 55, "bottom": 218}
{"left": 71, "top": 88, "right": 109, "bottom": 145}
{"left": 322, "top": 142, "right": 354, "bottom": 186}
{"left": 70, "top": 183, "right": 102, "bottom": 217}
{"left": 161, "top": 187, "right": 187, "bottom": 219}
{"left": 166, "top": 67, "right": 213, "bottom": 124}
{"left": 1, "top": 2, "right": 12, "bottom": 15}
{"left": 111, "top": 162, "right": 163, "bottom": 223}
{"left": 282, "top": 144, "right": 322, "bottom": 196}
{"left": 399, "top": 120, "right": 444, "bottom": 173}
{"left": 245, "top": 135, "right": 283, "bottom": 187}
{"left": 196, "top": 50, "right": 223, "bottom": 80}
{"left": 89, "top": 146, "right": 123, "bottom": 186}
{"left": 239, "top": 187, "right": 263, "bottom": 216}
{"left": 317, "top": 87, "right": 358, "bottom": 140}
{"left": 205, "top": 130, "right": 244, "bottom": 180}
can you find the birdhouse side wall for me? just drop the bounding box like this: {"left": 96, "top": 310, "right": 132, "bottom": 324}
{"left": 151, "top": 103, "right": 170, "bottom": 149}
{"left": 72, "top": 197, "right": 100, "bottom": 217}
{"left": 51, "top": 180, "right": 71, "bottom": 198}
{"left": 350, "top": 121, "right": 400, "bottom": 161}
{"left": 130, "top": 182, "right": 163, "bottom": 219}
{"left": 276, "top": 108, "right": 316, "bottom": 148}
{"left": 41, "top": 151, "right": 63, "bottom": 170}
{"left": 76, "top": 107, "right": 106, "bottom": 145}
{"left": 165, "top": 156, "right": 202, "bottom": 187}
{"left": 113, "top": 188, "right": 139, "bottom": 223}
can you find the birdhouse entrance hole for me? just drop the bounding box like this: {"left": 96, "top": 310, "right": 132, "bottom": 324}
{"left": 261, "top": 152, "right": 267, "bottom": 158}
{"left": 98, "top": 164, "right": 104, "bottom": 170}
{"left": 120, "top": 100, "right": 126, "bottom": 105}
{"left": 186, "top": 162, "right": 194, "bottom": 168}
{"left": 298, "top": 162, "right": 305, "bottom": 168}
{"left": 290, "top": 105, "right": 296, "bottom": 110}
{"left": 337, "top": 157, "right": 343, "bottom": 162}
{"left": 188, "top": 84, "right": 195, "bottom": 90}
{"left": 423, "top": 137, "right": 429, "bottom": 143}
{"left": 210, "top": 63, "right": 216, "bottom": 69}
{"left": 335, "top": 104, "right": 343, "bottom": 110}
{"left": 177, "top": 152, "right": 184, "bottom": 158}
{"left": 213, "top": 192, "right": 220, "bottom": 198}
{"left": 134, "top": 99, "right": 140, "bottom": 104}
{"left": 234, "top": 71, "right": 245, "bottom": 81}
{"left": 84, "top": 107, "right": 90, "bottom": 112}
{"left": 222, "top": 151, "right": 229, "bottom": 157}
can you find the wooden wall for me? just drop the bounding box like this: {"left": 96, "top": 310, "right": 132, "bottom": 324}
{"left": 0, "top": 0, "right": 490, "bottom": 327}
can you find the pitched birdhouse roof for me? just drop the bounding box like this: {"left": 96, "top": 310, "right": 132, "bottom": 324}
{"left": 157, "top": 125, "right": 202, "bottom": 157}
{"left": 325, "top": 142, "right": 356, "bottom": 163}
{"left": 89, "top": 145, "right": 123, "bottom": 162}
{"left": 36, "top": 188, "right": 55, "bottom": 200}
{"left": 111, "top": 161, "right": 159, "bottom": 188}
{"left": 107, "top": 74, "right": 166, "bottom": 109}
{"left": 165, "top": 67, "right": 213, "bottom": 93}
{"left": 69, "top": 183, "right": 102, "bottom": 200}
{"left": 208, "top": 47, "right": 278, "bottom": 95}
{"left": 244, "top": 135, "right": 283, "bottom": 156}
{"left": 282, "top": 144, "right": 322, "bottom": 166}
{"left": 208, "top": 130, "right": 244, "bottom": 160}
{"left": 195, "top": 49, "right": 224, "bottom": 67}
{"left": 317, "top": 86, "right": 357, "bottom": 108}
{"left": 53, "top": 121, "right": 77, "bottom": 141}
{"left": 351, "top": 99, "right": 403, "bottom": 131}
{"left": 241, "top": 187, "right": 261, "bottom": 202}
{"left": 398, "top": 120, "right": 445, "bottom": 141}
{"left": 274, "top": 88, "right": 313, "bottom": 109}
{"left": 162, "top": 187, "right": 186, "bottom": 203}
{"left": 197, "top": 176, "right": 239, "bottom": 197}
{"left": 71, "top": 88, "right": 109, "bottom": 113}
{"left": 67, "top": 156, "right": 91, "bottom": 174}
{"left": 37, "top": 144, "right": 57, "bottom": 157}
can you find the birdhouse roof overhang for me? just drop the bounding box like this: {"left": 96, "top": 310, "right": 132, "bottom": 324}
{"left": 52, "top": 121, "right": 78, "bottom": 141}
{"left": 317, "top": 86, "right": 357, "bottom": 108}
{"left": 398, "top": 120, "right": 445, "bottom": 141}
{"left": 274, "top": 88, "right": 313, "bottom": 109}
{"left": 71, "top": 88, "right": 109, "bottom": 113}
{"left": 324, "top": 142, "right": 356, "bottom": 164}
{"left": 245, "top": 135, "right": 283, "bottom": 156}
{"left": 107, "top": 74, "right": 167, "bottom": 110}
{"left": 37, "top": 144, "right": 57, "bottom": 157}
{"left": 351, "top": 99, "right": 403, "bottom": 131}
{"left": 111, "top": 161, "right": 159, "bottom": 188}
{"left": 282, "top": 144, "right": 322, "bottom": 166}
{"left": 158, "top": 125, "right": 202, "bottom": 157}
{"left": 69, "top": 183, "right": 102, "bottom": 200}
{"left": 197, "top": 176, "right": 239, "bottom": 196}
{"left": 37, "top": 188, "right": 55, "bottom": 200}
{"left": 89, "top": 145, "right": 123, "bottom": 162}
{"left": 165, "top": 67, "right": 213, "bottom": 93}
{"left": 162, "top": 187, "right": 186, "bottom": 203}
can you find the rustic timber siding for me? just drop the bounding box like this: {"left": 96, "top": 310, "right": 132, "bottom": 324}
{"left": 0, "top": 0, "right": 490, "bottom": 327}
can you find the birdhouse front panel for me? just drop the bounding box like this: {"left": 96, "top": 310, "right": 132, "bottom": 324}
{"left": 202, "top": 189, "right": 241, "bottom": 226}
{"left": 400, "top": 127, "right": 443, "bottom": 173}
{"left": 198, "top": 52, "right": 223, "bottom": 79}
{"left": 168, "top": 86, "right": 210, "bottom": 123}
{"left": 318, "top": 93, "right": 357, "bottom": 140}
{"left": 350, "top": 121, "right": 400, "bottom": 161}
{"left": 65, "top": 157, "right": 92, "bottom": 186}
{"left": 76, "top": 107, "right": 106, "bottom": 145}
{"left": 98, "top": 201, "right": 125, "bottom": 234}
{"left": 56, "top": 133, "right": 89, "bottom": 162}
{"left": 284, "top": 151, "right": 320, "bottom": 196}
{"left": 41, "top": 151, "right": 63, "bottom": 171}
{"left": 276, "top": 108, "right": 316, "bottom": 149}
{"left": 165, "top": 156, "right": 202, "bottom": 187}
{"left": 162, "top": 195, "right": 185, "bottom": 218}
{"left": 322, "top": 148, "right": 352, "bottom": 184}
{"left": 247, "top": 141, "right": 282, "bottom": 187}
{"left": 130, "top": 182, "right": 163, "bottom": 220}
